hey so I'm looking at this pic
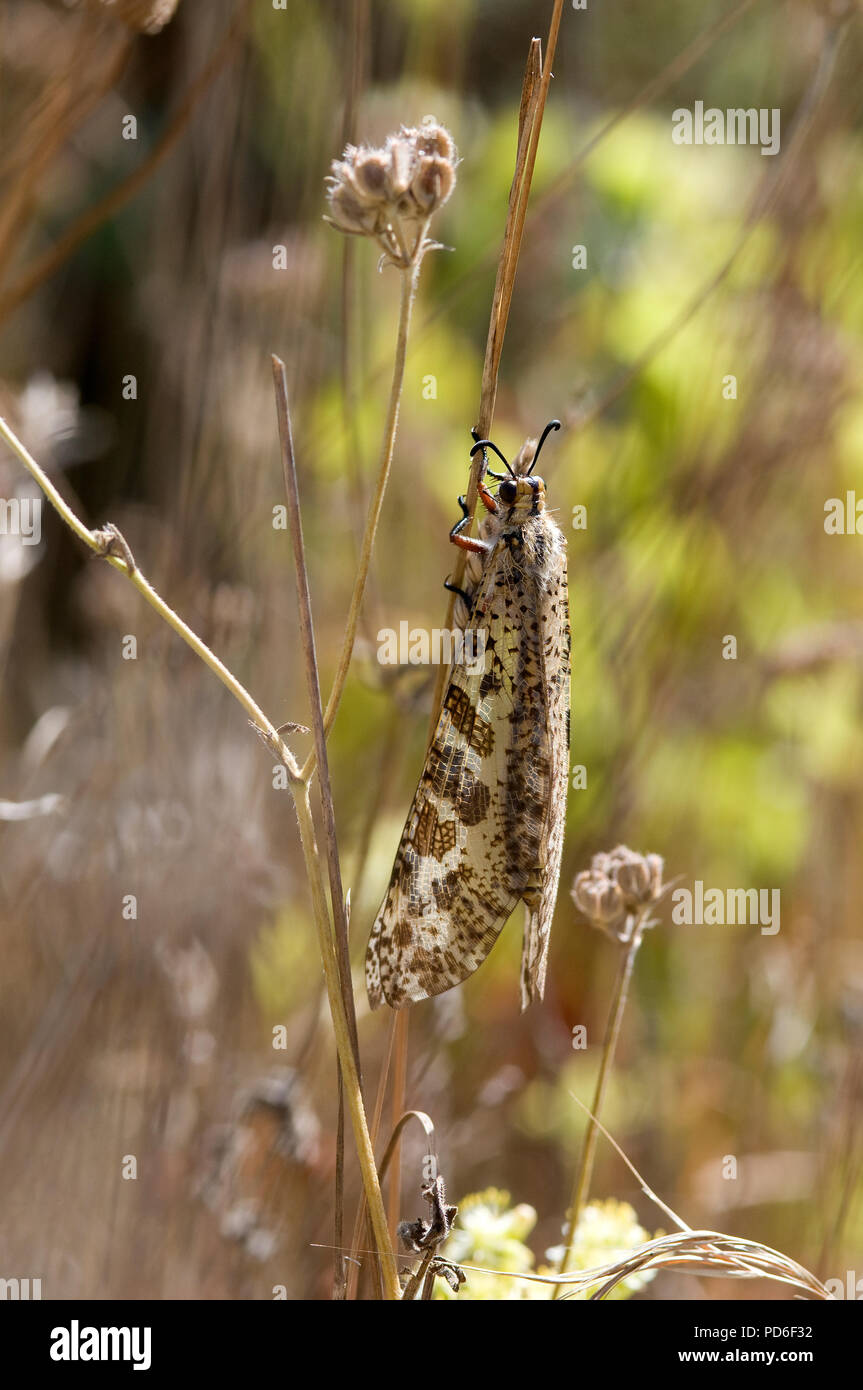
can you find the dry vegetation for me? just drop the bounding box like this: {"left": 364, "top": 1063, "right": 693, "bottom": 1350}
{"left": 0, "top": 0, "right": 861, "bottom": 1300}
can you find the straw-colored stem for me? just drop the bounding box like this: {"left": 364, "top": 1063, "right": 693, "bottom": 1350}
{"left": 400, "top": 1248, "right": 435, "bottom": 1302}
{"left": 387, "top": 1008, "right": 410, "bottom": 1242}
{"left": 303, "top": 256, "right": 421, "bottom": 779}
{"left": 552, "top": 909, "right": 648, "bottom": 1294}
{"left": 272, "top": 358, "right": 360, "bottom": 1062}
{"left": 0, "top": 412, "right": 401, "bottom": 1301}
{"left": 0, "top": 416, "right": 298, "bottom": 777}
{"left": 271, "top": 358, "right": 364, "bottom": 1301}
{"left": 292, "top": 784, "right": 400, "bottom": 1299}
{"left": 346, "top": 1012, "right": 398, "bottom": 1301}
{"left": 428, "top": 4, "right": 563, "bottom": 735}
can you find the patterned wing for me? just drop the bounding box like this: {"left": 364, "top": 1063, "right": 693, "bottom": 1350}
{"left": 366, "top": 545, "right": 555, "bottom": 1010}
{"left": 518, "top": 548, "right": 571, "bottom": 1007}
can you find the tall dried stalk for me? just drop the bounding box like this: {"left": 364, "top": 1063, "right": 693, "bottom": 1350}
{"left": 303, "top": 260, "right": 422, "bottom": 774}
{"left": 0, "top": 410, "right": 402, "bottom": 1300}
{"left": 371, "top": 1, "right": 566, "bottom": 1277}
{"left": 429, "top": 0, "right": 564, "bottom": 732}
{"left": 272, "top": 358, "right": 361, "bottom": 1298}
{"left": 552, "top": 909, "right": 649, "bottom": 1293}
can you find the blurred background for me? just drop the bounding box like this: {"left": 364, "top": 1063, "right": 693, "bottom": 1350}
{"left": 0, "top": 0, "right": 861, "bottom": 1299}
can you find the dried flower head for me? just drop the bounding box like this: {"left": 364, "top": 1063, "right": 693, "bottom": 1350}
{"left": 572, "top": 845, "right": 665, "bottom": 940}
{"left": 397, "top": 1174, "right": 458, "bottom": 1253}
{"left": 325, "top": 118, "right": 457, "bottom": 269}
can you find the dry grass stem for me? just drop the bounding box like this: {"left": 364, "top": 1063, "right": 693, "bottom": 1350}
{"left": 430, "top": 0, "right": 564, "bottom": 730}
{"left": 553, "top": 909, "right": 650, "bottom": 1290}
{"left": 271, "top": 357, "right": 363, "bottom": 1298}
{"left": 304, "top": 258, "right": 421, "bottom": 777}
{"left": 0, "top": 406, "right": 402, "bottom": 1299}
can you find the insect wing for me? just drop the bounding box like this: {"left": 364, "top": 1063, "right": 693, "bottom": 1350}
{"left": 366, "top": 551, "right": 551, "bottom": 1009}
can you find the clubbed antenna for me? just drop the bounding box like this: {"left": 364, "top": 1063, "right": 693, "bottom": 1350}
{"left": 469, "top": 436, "right": 515, "bottom": 478}
{"left": 527, "top": 418, "right": 561, "bottom": 475}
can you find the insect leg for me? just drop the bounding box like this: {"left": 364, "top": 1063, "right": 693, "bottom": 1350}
{"left": 469, "top": 428, "right": 499, "bottom": 513}
{"left": 449, "top": 494, "right": 470, "bottom": 535}
{"left": 443, "top": 576, "right": 473, "bottom": 610}
{"left": 449, "top": 496, "right": 489, "bottom": 552}
{"left": 478, "top": 479, "right": 498, "bottom": 514}
{"left": 450, "top": 531, "right": 488, "bottom": 554}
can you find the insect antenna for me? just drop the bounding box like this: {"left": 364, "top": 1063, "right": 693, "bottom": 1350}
{"left": 469, "top": 436, "right": 515, "bottom": 477}
{"left": 527, "top": 419, "right": 561, "bottom": 475}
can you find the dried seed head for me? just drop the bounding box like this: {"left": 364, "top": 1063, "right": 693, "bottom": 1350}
{"left": 571, "top": 846, "right": 665, "bottom": 940}
{"left": 615, "top": 856, "right": 650, "bottom": 904}
{"left": 326, "top": 183, "right": 380, "bottom": 238}
{"left": 645, "top": 853, "right": 664, "bottom": 897}
{"left": 386, "top": 134, "right": 415, "bottom": 198}
{"left": 589, "top": 850, "right": 614, "bottom": 876}
{"left": 415, "top": 120, "right": 457, "bottom": 162}
{"left": 352, "top": 150, "right": 390, "bottom": 200}
{"left": 614, "top": 847, "right": 665, "bottom": 908}
{"left": 411, "top": 155, "right": 456, "bottom": 212}
{"left": 572, "top": 871, "right": 625, "bottom": 927}
{"left": 324, "top": 118, "right": 457, "bottom": 269}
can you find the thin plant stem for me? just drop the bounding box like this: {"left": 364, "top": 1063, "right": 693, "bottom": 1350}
{"left": 477, "top": 35, "right": 543, "bottom": 436}
{"left": 552, "top": 909, "right": 649, "bottom": 1294}
{"left": 377, "top": 1106, "right": 437, "bottom": 1183}
{"left": 0, "top": 412, "right": 401, "bottom": 1301}
{"left": 334, "top": 1067, "right": 347, "bottom": 1300}
{"left": 400, "top": 1248, "right": 435, "bottom": 1302}
{"left": 303, "top": 253, "right": 422, "bottom": 779}
{"left": 340, "top": 0, "right": 372, "bottom": 566}
{"left": 378, "top": 1107, "right": 440, "bottom": 1301}
{"left": 519, "top": 0, "right": 762, "bottom": 249}
{"left": 292, "top": 785, "right": 400, "bottom": 1299}
{"left": 387, "top": 1008, "right": 410, "bottom": 1243}
{"left": 291, "top": 241, "right": 423, "bottom": 1291}
{"left": 429, "top": 2, "right": 563, "bottom": 733}
{"left": 347, "top": 1012, "right": 398, "bottom": 1301}
{"left": 0, "top": 417, "right": 300, "bottom": 777}
{"left": 271, "top": 358, "right": 362, "bottom": 1302}
{"left": 272, "top": 358, "right": 360, "bottom": 1068}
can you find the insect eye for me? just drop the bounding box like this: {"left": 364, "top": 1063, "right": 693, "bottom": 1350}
{"left": 498, "top": 479, "right": 517, "bottom": 504}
